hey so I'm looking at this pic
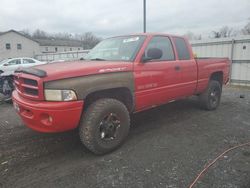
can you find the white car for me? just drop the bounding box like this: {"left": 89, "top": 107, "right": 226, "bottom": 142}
{"left": 0, "top": 57, "right": 47, "bottom": 76}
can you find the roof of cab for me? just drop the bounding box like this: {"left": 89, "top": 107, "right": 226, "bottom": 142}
{"left": 110, "top": 32, "right": 186, "bottom": 39}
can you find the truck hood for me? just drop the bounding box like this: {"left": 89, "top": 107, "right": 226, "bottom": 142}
{"left": 34, "top": 60, "right": 133, "bottom": 81}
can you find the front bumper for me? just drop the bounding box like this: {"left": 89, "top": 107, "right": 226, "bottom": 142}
{"left": 12, "top": 90, "right": 83, "bottom": 133}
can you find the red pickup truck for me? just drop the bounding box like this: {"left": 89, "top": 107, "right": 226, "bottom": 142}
{"left": 12, "top": 33, "right": 230, "bottom": 154}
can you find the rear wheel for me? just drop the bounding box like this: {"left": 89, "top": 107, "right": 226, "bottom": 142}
{"left": 199, "top": 80, "right": 222, "bottom": 110}
{"left": 79, "top": 98, "right": 130, "bottom": 154}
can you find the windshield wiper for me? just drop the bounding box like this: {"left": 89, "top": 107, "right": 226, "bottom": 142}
{"left": 90, "top": 58, "right": 106, "bottom": 61}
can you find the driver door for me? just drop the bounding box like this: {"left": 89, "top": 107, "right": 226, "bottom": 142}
{"left": 134, "top": 36, "right": 182, "bottom": 111}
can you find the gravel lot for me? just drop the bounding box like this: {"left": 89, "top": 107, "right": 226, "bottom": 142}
{"left": 0, "top": 86, "right": 250, "bottom": 188}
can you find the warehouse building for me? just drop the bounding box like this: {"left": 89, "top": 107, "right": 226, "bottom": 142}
{"left": 0, "top": 30, "right": 83, "bottom": 60}
{"left": 0, "top": 30, "right": 40, "bottom": 60}
{"left": 36, "top": 39, "right": 83, "bottom": 53}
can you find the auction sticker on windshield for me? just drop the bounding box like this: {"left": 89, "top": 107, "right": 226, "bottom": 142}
{"left": 123, "top": 37, "right": 139, "bottom": 43}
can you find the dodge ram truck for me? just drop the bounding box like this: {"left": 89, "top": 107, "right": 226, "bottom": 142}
{"left": 12, "top": 33, "right": 230, "bottom": 154}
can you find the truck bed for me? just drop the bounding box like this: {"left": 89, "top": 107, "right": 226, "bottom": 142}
{"left": 195, "top": 58, "right": 230, "bottom": 94}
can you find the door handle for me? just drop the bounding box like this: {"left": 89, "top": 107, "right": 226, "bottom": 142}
{"left": 175, "top": 65, "right": 181, "bottom": 71}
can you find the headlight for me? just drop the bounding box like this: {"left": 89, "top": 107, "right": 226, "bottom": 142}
{"left": 44, "top": 89, "right": 77, "bottom": 101}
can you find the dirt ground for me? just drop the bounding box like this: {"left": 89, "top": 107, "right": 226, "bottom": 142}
{"left": 0, "top": 86, "right": 250, "bottom": 188}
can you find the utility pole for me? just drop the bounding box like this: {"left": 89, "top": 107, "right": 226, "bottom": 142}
{"left": 143, "top": 0, "right": 146, "bottom": 33}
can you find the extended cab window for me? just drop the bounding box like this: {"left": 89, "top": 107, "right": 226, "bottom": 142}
{"left": 173, "top": 37, "right": 190, "bottom": 60}
{"left": 144, "top": 36, "right": 175, "bottom": 61}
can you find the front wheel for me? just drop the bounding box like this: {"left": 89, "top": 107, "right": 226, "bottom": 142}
{"left": 79, "top": 98, "right": 130, "bottom": 155}
{"left": 199, "top": 80, "right": 222, "bottom": 110}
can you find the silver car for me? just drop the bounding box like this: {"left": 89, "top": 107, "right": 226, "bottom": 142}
{"left": 0, "top": 57, "right": 47, "bottom": 76}
{"left": 0, "top": 58, "right": 46, "bottom": 102}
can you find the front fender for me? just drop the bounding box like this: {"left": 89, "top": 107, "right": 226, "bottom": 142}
{"left": 44, "top": 71, "right": 135, "bottom": 100}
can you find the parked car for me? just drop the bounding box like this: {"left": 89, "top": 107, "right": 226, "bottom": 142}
{"left": 0, "top": 57, "right": 47, "bottom": 76}
{"left": 12, "top": 33, "right": 230, "bottom": 154}
{"left": 0, "top": 58, "right": 46, "bottom": 102}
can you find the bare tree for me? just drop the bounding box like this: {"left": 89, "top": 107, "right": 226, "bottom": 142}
{"left": 80, "top": 32, "right": 102, "bottom": 49}
{"left": 242, "top": 18, "right": 250, "bottom": 35}
{"left": 211, "top": 31, "right": 221, "bottom": 38}
{"left": 32, "top": 29, "right": 48, "bottom": 39}
{"left": 19, "top": 29, "right": 31, "bottom": 37}
{"left": 52, "top": 32, "right": 73, "bottom": 40}
{"left": 220, "top": 26, "right": 233, "bottom": 37}
{"left": 19, "top": 29, "right": 102, "bottom": 49}
{"left": 211, "top": 26, "right": 234, "bottom": 38}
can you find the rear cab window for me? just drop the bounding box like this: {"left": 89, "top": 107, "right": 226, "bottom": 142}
{"left": 173, "top": 37, "right": 191, "bottom": 60}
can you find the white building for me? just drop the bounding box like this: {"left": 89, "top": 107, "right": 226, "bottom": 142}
{"left": 36, "top": 39, "right": 83, "bottom": 53}
{"left": 0, "top": 30, "right": 40, "bottom": 61}
{"left": 0, "top": 30, "right": 84, "bottom": 61}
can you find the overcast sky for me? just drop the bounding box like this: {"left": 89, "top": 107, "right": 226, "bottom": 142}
{"left": 0, "top": 0, "right": 249, "bottom": 38}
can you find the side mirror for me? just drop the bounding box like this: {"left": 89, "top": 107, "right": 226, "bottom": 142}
{"left": 142, "top": 48, "right": 163, "bottom": 62}
{"left": 3, "top": 63, "right": 9, "bottom": 66}
{"left": 142, "top": 56, "right": 153, "bottom": 62}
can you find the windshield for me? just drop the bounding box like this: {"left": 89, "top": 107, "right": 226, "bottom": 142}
{"left": 0, "top": 59, "right": 8, "bottom": 65}
{"left": 84, "top": 36, "right": 145, "bottom": 61}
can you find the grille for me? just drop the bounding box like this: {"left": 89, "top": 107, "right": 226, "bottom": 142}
{"left": 14, "top": 75, "right": 41, "bottom": 99}
{"left": 24, "top": 88, "right": 39, "bottom": 96}
{"left": 23, "top": 78, "right": 38, "bottom": 86}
